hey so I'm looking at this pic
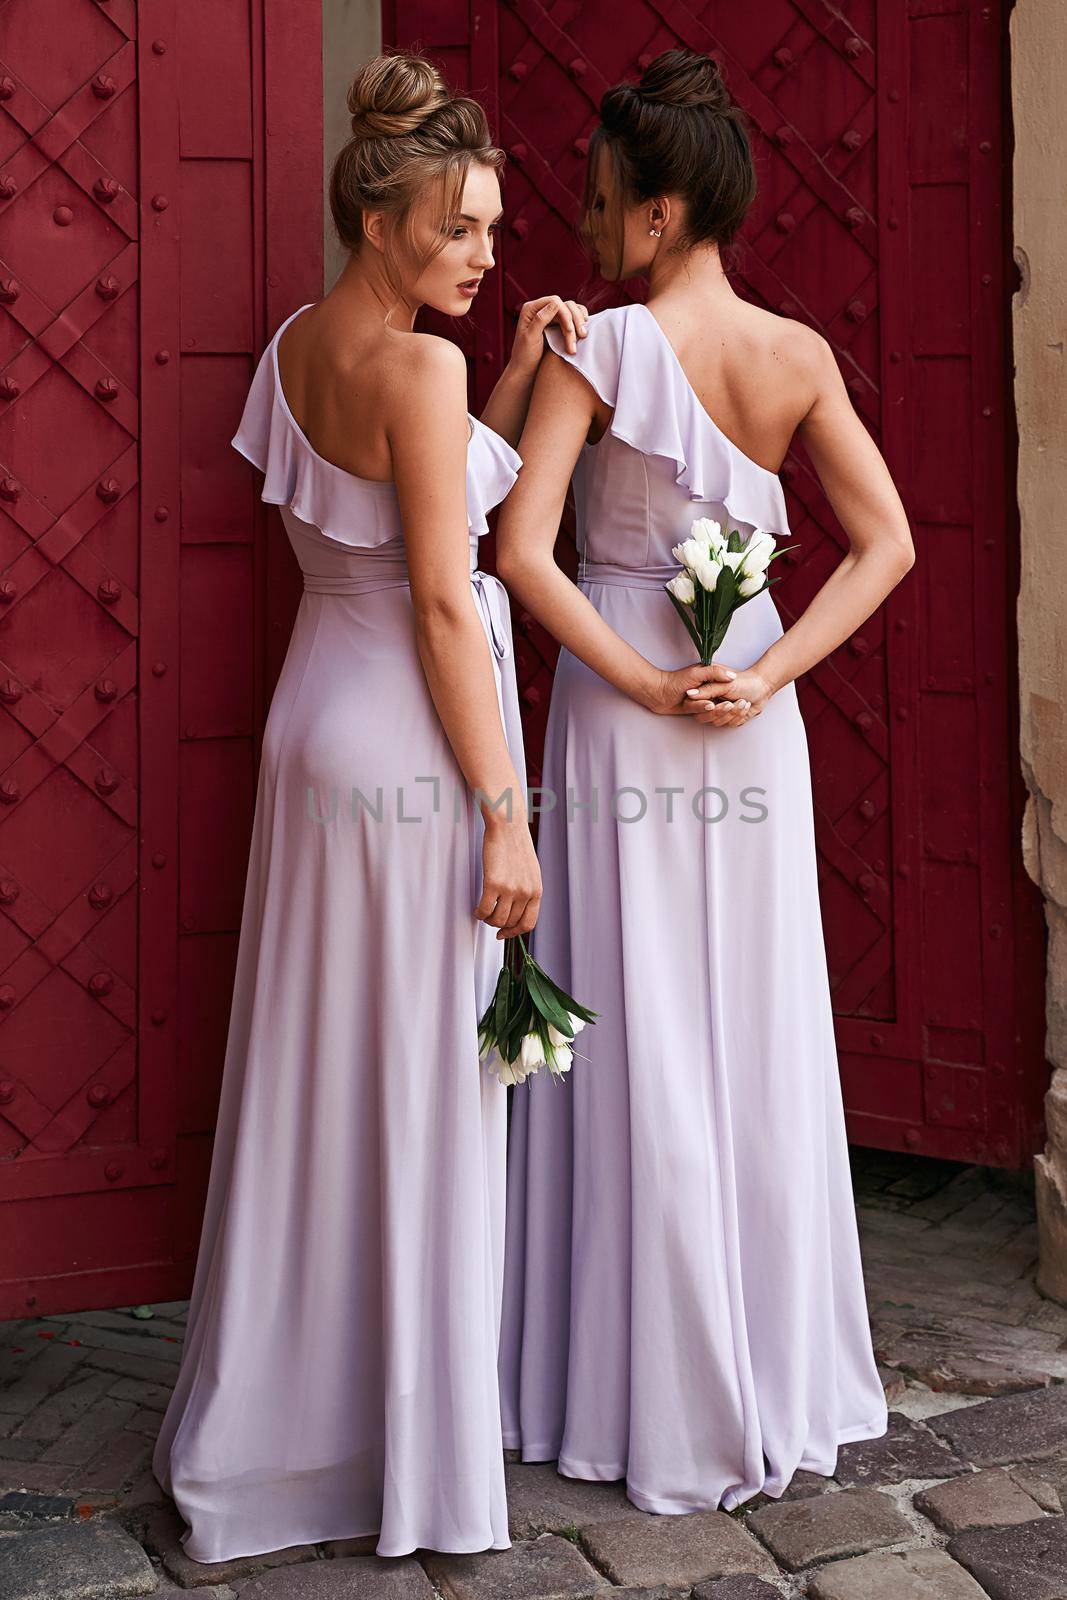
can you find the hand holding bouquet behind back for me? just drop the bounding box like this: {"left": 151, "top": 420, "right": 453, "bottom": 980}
{"left": 665, "top": 517, "right": 797, "bottom": 728}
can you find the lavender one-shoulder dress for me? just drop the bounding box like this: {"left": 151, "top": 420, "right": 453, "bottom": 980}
{"left": 152, "top": 306, "right": 525, "bottom": 1561}
{"left": 499, "top": 303, "right": 888, "bottom": 1513}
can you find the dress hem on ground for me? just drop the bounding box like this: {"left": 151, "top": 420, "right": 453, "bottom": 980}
{"left": 176, "top": 1521, "right": 513, "bottom": 1566}
{"left": 500, "top": 1410, "right": 890, "bottom": 1516}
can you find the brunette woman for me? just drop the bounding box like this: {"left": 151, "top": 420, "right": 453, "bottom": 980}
{"left": 497, "top": 48, "right": 912, "bottom": 1513}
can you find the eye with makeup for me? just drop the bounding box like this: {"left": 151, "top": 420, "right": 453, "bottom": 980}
{"left": 448, "top": 219, "right": 503, "bottom": 240}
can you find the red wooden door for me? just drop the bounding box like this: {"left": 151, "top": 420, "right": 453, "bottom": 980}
{"left": 0, "top": 0, "right": 321, "bottom": 1317}
{"left": 384, "top": 0, "right": 1048, "bottom": 1168}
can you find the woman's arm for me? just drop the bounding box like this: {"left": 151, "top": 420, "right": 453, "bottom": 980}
{"left": 683, "top": 328, "right": 916, "bottom": 726}
{"left": 388, "top": 335, "right": 541, "bottom": 937}
{"left": 495, "top": 351, "right": 736, "bottom": 713}
{"left": 479, "top": 296, "right": 587, "bottom": 446}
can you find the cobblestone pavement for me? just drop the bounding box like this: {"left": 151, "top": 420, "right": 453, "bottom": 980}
{"left": 2, "top": 1149, "right": 1066, "bottom": 1598}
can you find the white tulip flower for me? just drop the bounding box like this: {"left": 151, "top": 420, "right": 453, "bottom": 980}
{"left": 548, "top": 1018, "right": 586, "bottom": 1048}
{"left": 687, "top": 544, "right": 722, "bottom": 591}
{"left": 742, "top": 531, "right": 776, "bottom": 575}
{"left": 677, "top": 536, "right": 707, "bottom": 572}
{"left": 519, "top": 1032, "right": 547, "bottom": 1072}
{"left": 692, "top": 517, "right": 725, "bottom": 552}
{"left": 547, "top": 1043, "right": 573, "bottom": 1077}
{"left": 666, "top": 571, "right": 696, "bottom": 605}
{"left": 738, "top": 573, "right": 765, "bottom": 598}
{"left": 485, "top": 1049, "right": 529, "bottom": 1087}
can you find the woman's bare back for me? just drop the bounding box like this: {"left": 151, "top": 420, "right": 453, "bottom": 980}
{"left": 275, "top": 300, "right": 436, "bottom": 484}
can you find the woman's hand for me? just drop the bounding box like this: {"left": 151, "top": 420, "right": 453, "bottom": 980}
{"left": 509, "top": 296, "right": 589, "bottom": 378}
{"left": 678, "top": 666, "right": 776, "bottom": 728}
{"left": 641, "top": 662, "right": 740, "bottom": 717}
{"left": 476, "top": 814, "right": 543, "bottom": 939}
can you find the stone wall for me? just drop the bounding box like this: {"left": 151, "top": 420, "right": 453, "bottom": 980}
{"left": 322, "top": 0, "right": 382, "bottom": 290}
{"left": 1012, "top": 0, "right": 1067, "bottom": 1297}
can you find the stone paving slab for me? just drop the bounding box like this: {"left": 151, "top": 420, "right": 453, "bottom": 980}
{"left": 832, "top": 1409, "right": 969, "bottom": 1487}
{"left": 690, "top": 1579, "right": 784, "bottom": 1600}
{"left": 1010, "top": 1460, "right": 1066, "bottom": 1512}
{"left": 806, "top": 1545, "right": 989, "bottom": 1599}
{"left": 0, "top": 1488, "right": 79, "bottom": 1521}
{"left": 232, "top": 1555, "right": 437, "bottom": 1598}
{"left": 576, "top": 1511, "right": 773, "bottom": 1588}
{"left": 504, "top": 1462, "right": 634, "bottom": 1538}
{"left": 558, "top": 1588, "right": 689, "bottom": 1600}
{"left": 49, "top": 1324, "right": 183, "bottom": 1366}
{"left": 42, "top": 1311, "right": 189, "bottom": 1343}
{"left": 947, "top": 1515, "right": 1067, "bottom": 1599}
{"left": 743, "top": 1485, "right": 910, "bottom": 1571}
{"left": 81, "top": 1348, "right": 186, "bottom": 1388}
{"left": 0, "top": 1457, "right": 74, "bottom": 1492}
{"left": 0, "top": 1343, "right": 89, "bottom": 1419}
{"left": 913, "top": 1465, "right": 1059, "bottom": 1532}
{"left": 423, "top": 1533, "right": 609, "bottom": 1600}
{"left": 106, "top": 1378, "right": 175, "bottom": 1412}
{"left": 152, "top": 1584, "right": 236, "bottom": 1599}
{"left": 872, "top": 1303, "right": 1067, "bottom": 1394}
{"left": 13, "top": 1371, "right": 116, "bottom": 1447}
{"left": 926, "top": 1386, "right": 1067, "bottom": 1467}
{"left": 319, "top": 1535, "right": 381, "bottom": 1558}
{"left": 0, "top": 1516, "right": 158, "bottom": 1599}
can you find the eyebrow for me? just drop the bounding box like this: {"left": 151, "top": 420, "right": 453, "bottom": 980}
{"left": 458, "top": 212, "right": 504, "bottom": 224}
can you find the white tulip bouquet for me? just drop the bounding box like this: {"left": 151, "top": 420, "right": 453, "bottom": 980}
{"left": 665, "top": 517, "right": 798, "bottom": 664}
{"left": 478, "top": 935, "right": 598, "bottom": 1087}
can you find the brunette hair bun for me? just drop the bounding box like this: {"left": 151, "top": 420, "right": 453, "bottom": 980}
{"left": 591, "top": 47, "right": 756, "bottom": 250}
{"left": 346, "top": 52, "right": 450, "bottom": 141}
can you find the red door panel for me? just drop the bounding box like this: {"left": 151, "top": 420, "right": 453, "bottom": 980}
{"left": 0, "top": 0, "right": 322, "bottom": 1317}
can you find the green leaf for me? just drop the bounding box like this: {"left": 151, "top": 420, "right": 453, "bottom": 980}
{"left": 772, "top": 542, "right": 801, "bottom": 562}
{"left": 492, "top": 967, "right": 512, "bottom": 1043}
{"left": 502, "top": 978, "right": 533, "bottom": 1062}
{"left": 710, "top": 566, "right": 737, "bottom": 644}
{"left": 527, "top": 958, "right": 600, "bottom": 1024}
{"left": 525, "top": 963, "right": 572, "bottom": 1032}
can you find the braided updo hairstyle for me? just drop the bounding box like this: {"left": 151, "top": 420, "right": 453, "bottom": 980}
{"left": 584, "top": 48, "right": 756, "bottom": 261}
{"left": 329, "top": 51, "right": 504, "bottom": 297}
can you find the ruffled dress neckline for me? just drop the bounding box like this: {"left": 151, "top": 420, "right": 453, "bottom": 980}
{"left": 232, "top": 303, "right": 521, "bottom": 544}
{"left": 544, "top": 301, "right": 792, "bottom": 540}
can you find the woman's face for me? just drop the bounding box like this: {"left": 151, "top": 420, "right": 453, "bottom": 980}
{"left": 408, "top": 161, "right": 503, "bottom": 315}
{"left": 585, "top": 146, "right": 663, "bottom": 282}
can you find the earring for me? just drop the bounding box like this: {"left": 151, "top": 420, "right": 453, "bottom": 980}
{"left": 649, "top": 227, "right": 661, "bottom": 237}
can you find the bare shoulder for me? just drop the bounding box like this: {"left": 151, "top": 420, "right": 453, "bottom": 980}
{"left": 747, "top": 309, "right": 836, "bottom": 383}
{"left": 376, "top": 332, "right": 467, "bottom": 440}
{"left": 387, "top": 330, "right": 467, "bottom": 393}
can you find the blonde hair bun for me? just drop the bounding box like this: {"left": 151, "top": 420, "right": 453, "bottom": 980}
{"left": 347, "top": 52, "right": 450, "bottom": 141}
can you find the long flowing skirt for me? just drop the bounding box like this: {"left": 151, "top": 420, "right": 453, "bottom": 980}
{"left": 499, "top": 580, "right": 888, "bottom": 1513}
{"left": 153, "top": 583, "right": 524, "bottom": 1560}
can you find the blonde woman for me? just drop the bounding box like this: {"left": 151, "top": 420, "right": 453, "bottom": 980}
{"left": 152, "top": 52, "right": 588, "bottom": 1562}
